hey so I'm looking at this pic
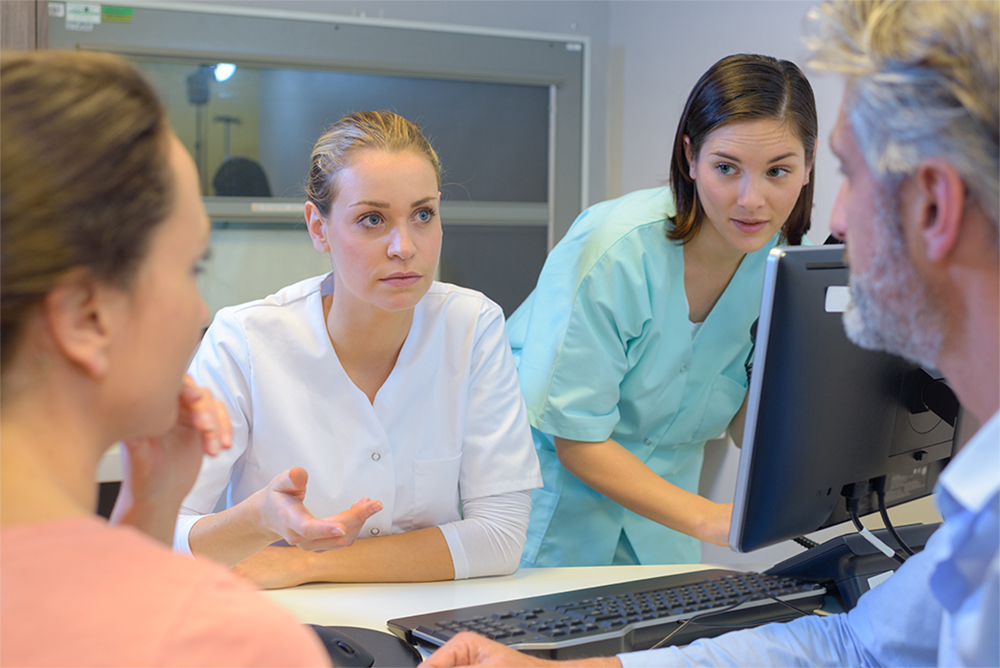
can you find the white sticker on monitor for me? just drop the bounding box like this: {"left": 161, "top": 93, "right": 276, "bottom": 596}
{"left": 825, "top": 285, "right": 851, "bottom": 313}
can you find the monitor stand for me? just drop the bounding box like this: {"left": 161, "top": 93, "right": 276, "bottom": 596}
{"left": 765, "top": 523, "right": 940, "bottom": 610}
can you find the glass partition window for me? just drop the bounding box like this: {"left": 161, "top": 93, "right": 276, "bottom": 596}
{"left": 133, "top": 58, "right": 550, "bottom": 203}
{"left": 49, "top": 5, "right": 584, "bottom": 317}
{"left": 132, "top": 57, "right": 553, "bottom": 316}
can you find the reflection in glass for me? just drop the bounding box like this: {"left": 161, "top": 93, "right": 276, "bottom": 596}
{"left": 132, "top": 58, "right": 549, "bottom": 202}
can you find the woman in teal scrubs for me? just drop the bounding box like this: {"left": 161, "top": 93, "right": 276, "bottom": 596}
{"left": 511, "top": 54, "right": 819, "bottom": 567}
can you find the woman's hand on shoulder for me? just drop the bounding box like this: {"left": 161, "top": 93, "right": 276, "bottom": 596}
{"left": 255, "top": 467, "right": 383, "bottom": 551}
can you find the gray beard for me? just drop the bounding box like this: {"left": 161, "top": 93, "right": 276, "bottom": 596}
{"left": 842, "top": 188, "right": 944, "bottom": 369}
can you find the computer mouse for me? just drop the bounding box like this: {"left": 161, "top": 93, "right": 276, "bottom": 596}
{"left": 307, "top": 625, "right": 421, "bottom": 668}
{"left": 308, "top": 625, "right": 375, "bottom": 668}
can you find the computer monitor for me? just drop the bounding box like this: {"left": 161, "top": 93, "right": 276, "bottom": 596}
{"left": 729, "top": 245, "right": 959, "bottom": 554}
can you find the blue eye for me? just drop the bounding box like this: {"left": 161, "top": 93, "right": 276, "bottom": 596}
{"left": 360, "top": 213, "right": 383, "bottom": 227}
{"left": 768, "top": 167, "right": 790, "bottom": 178}
{"left": 415, "top": 209, "right": 434, "bottom": 222}
{"left": 717, "top": 163, "right": 735, "bottom": 175}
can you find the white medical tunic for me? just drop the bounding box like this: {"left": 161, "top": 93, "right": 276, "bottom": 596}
{"left": 175, "top": 274, "right": 542, "bottom": 576}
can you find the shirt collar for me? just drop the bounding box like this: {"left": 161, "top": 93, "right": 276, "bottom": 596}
{"left": 937, "top": 410, "right": 1000, "bottom": 515}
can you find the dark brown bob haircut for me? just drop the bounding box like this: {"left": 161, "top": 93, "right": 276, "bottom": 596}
{"left": 668, "top": 54, "right": 817, "bottom": 246}
{"left": 0, "top": 51, "right": 173, "bottom": 375}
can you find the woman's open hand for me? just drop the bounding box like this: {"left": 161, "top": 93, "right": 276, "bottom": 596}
{"left": 255, "top": 467, "right": 383, "bottom": 552}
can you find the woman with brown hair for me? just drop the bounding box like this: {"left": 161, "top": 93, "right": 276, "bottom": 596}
{"left": 0, "top": 50, "right": 371, "bottom": 666}
{"left": 511, "top": 53, "right": 818, "bottom": 568}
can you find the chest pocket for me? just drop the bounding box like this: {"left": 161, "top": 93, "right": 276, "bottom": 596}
{"left": 691, "top": 373, "right": 748, "bottom": 444}
{"left": 411, "top": 454, "right": 463, "bottom": 529}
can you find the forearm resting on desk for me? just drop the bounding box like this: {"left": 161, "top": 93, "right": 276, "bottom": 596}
{"left": 553, "top": 436, "right": 731, "bottom": 546}
{"left": 186, "top": 467, "right": 383, "bottom": 568}
{"left": 230, "top": 526, "right": 455, "bottom": 588}
{"left": 186, "top": 493, "right": 283, "bottom": 568}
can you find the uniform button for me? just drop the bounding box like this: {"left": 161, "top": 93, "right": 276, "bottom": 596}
{"left": 679, "top": 365, "right": 687, "bottom": 373}
{"left": 371, "top": 452, "right": 381, "bottom": 461}
{"left": 370, "top": 528, "right": 381, "bottom": 536}
{"left": 644, "top": 438, "right": 652, "bottom": 446}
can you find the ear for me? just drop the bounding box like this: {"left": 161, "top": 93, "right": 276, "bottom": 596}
{"left": 43, "top": 270, "right": 120, "bottom": 378}
{"left": 305, "top": 201, "right": 331, "bottom": 254}
{"left": 910, "top": 159, "right": 966, "bottom": 263}
{"left": 684, "top": 136, "right": 696, "bottom": 180}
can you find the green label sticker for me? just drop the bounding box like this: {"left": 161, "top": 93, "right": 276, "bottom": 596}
{"left": 66, "top": 2, "right": 101, "bottom": 24}
{"left": 102, "top": 6, "right": 133, "bottom": 23}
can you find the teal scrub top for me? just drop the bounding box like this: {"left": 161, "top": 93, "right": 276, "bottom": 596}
{"left": 508, "top": 186, "right": 780, "bottom": 567}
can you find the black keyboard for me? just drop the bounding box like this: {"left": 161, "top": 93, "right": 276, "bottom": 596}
{"left": 388, "top": 569, "right": 827, "bottom": 660}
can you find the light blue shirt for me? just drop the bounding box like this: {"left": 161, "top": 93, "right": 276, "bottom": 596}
{"left": 619, "top": 410, "right": 1000, "bottom": 667}
{"left": 508, "top": 187, "right": 780, "bottom": 567}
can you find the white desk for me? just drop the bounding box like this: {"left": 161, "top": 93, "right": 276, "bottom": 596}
{"left": 265, "top": 564, "right": 714, "bottom": 632}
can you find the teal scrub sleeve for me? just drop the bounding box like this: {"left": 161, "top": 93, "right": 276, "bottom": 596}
{"left": 518, "top": 234, "right": 662, "bottom": 444}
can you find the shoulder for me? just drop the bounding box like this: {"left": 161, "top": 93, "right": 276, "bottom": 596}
{"left": 99, "top": 525, "right": 330, "bottom": 666}
{"left": 572, "top": 186, "right": 675, "bottom": 242}
{"left": 166, "top": 570, "right": 329, "bottom": 667}
{"left": 215, "top": 274, "right": 327, "bottom": 325}
{"left": 206, "top": 273, "right": 328, "bottom": 341}
{"left": 585, "top": 185, "right": 677, "bottom": 222}
{"left": 420, "top": 281, "right": 504, "bottom": 323}
{"left": 555, "top": 187, "right": 679, "bottom": 276}
{"left": 0, "top": 518, "right": 329, "bottom": 667}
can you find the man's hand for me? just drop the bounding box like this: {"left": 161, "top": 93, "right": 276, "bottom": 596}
{"left": 420, "top": 632, "right": 622, "bottom": 668}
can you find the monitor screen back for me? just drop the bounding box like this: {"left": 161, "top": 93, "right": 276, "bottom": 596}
{"left": 729, "top": 246, "right": 956, "bottom": 553}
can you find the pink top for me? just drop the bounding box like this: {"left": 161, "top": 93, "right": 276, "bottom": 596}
{"left": 0, "top": 515, "right": 330, "bottom": 667}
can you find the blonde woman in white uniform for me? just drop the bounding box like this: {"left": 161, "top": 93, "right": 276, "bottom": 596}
{"left": 174, "top": 111, "right": 542, "bottom": 588}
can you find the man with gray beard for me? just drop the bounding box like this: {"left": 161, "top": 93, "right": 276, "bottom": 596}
{"left": 422, "top": 1, "right": 998, "bottom": 666}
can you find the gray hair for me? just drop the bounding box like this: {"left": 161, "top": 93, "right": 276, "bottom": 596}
{"left": 807, "top": 0, "right": 999, "bottom": 230}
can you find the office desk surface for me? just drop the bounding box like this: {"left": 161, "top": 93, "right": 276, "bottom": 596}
{"left": 264, "top": 564, "right": 714, "bottom": 632}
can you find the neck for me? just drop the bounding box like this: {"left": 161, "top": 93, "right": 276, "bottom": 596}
{"left": 324, "top": 292, "right": 414, "bottom": 364}
{"left": 685, "top": 220, "right": 746, "bottom": 272}
{"left": 935, "top": 263, "right": 1000, "bottom": 425}
{"left": 0, "top": 389, "right": 107, "bottom": 527}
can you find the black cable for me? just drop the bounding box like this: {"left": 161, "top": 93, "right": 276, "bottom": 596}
{"left": 850, "top": 508, "right": 906, "bottom": 565}
{"left": 843, "top": 482, "right": 906, "bottom": 565}
{"left": 876, "top": 481, "right": 916, "bottom": 557}
{"left": 648, "top": 582, "right": 825, "bottom": 650}
{"left": 649, "top": 599, "right": 747, "bottom": 649}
